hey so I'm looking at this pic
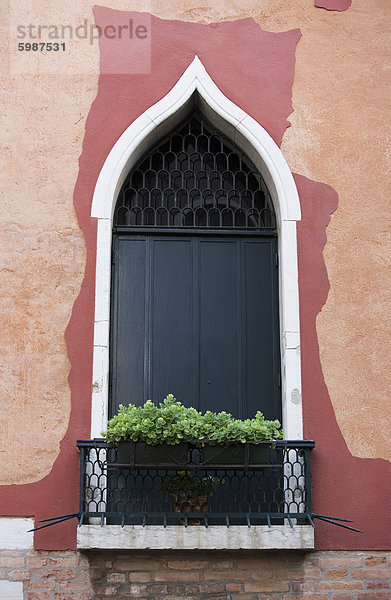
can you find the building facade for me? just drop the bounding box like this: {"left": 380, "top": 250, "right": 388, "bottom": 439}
{"left": 1, "top": 1, "right": 390, "bottom": 599}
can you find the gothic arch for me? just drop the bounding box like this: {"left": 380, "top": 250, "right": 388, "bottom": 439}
{"left": 90, "top": 56, "right": 303, "bottom": 439}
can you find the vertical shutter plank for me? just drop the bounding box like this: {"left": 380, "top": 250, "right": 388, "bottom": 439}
{"left": 199, "top": 239, "right": 239, "bottom": 415}
{"left": 243, "top": 238, "right": 281, "bottom": 421}
{"left": 110, "top": 237, "right": 147, "bottom": 414}
{"left": 150, "top": 238, "right": 194, "bottom": 404}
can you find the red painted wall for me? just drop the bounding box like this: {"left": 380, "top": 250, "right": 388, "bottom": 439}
{"left": 296, "top": 174, "right": 390, "bottom": 548}
{"left": 1, "top": 10, "right": 389, "bottom": 550}
{"left": 315, "top": 0, "right": 352, "bottom": 11}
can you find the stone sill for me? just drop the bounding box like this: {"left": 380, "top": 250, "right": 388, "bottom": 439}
{"left": 77, "top": 524, "right": 314, "bottom": 550}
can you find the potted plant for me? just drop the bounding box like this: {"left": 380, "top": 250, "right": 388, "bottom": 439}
{"left": 103, "top": 394, "right": 283, "bottom": 466}
{"left": 104, "top": 394, "right": 202, "bottom": 465}
{"left": 159, "top": 470, "right": 224, "bottom": 525}
{"left": 196, "top": 409, "right": 283, "bottom": 465}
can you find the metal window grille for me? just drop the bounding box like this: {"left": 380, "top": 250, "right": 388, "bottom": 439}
{"left": 77, "top": 440, "right": 314, "bottom": 528}
{"left": 114, "top": 113, "right": 276, "bottom": 231}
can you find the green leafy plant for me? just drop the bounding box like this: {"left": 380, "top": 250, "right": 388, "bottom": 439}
{"left": 103, "top": 394, "right": 283, "bottom": 445}
{"left": 159, "top": 471, "right": 224, "bottom": 498}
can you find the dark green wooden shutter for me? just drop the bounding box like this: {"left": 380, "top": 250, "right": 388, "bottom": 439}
{"left": 110, "top": 234, "right": 280, "bottom": 421}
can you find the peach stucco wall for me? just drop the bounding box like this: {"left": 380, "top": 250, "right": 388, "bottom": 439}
{"left": 1, "top": 0, "right": 390, "bottom": 486}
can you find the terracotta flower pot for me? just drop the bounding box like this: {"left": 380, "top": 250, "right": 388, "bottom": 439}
{"left": 173, "top": 494, "right": 208, "bottom": 526}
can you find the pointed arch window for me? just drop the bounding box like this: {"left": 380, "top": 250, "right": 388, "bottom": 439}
{"left": 110, "top": 111, "right": 281, "bottom": 421}
{"left": 90, "top": 57, "right": 303, "bottom": 441}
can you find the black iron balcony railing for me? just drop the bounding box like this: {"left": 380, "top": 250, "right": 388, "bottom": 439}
{"left": 76, "top": 439, "right": 316, "bottom": 528}
{"left": 29, "top": 439, "right": 360, "bottom": 535}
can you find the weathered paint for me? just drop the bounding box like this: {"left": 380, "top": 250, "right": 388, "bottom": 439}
{"left": 1, "top": 0, "right": 389, "bottom": 477}
{"left": 276, "top": 1, "right": 391, "bottom": 464}
{"left": 0, "top": 75, "right": 86, "bottom": 485}
{"left": 295, "top": 174, "right": 390, "bottom": 549}
{"left": 1, "top": 1, "right": 390, "bottom": 552}
{"left": 0, "top": 12, "right": 300, "bottom": 550}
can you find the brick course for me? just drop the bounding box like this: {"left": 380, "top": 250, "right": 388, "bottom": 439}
{"left": 0, "top": 549, "right": 390, "bottom": 599}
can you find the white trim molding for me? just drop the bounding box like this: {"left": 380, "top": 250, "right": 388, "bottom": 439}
{"left": 0, "top": 581, "right": 23, "bottom": 600}
{"left": 78, "top": 524, "right": 314, "bottom": 551}
{"left": 0, "top": 517, "right": 34, "bottom": 550}
{"left": 90, "top": 55, "right": 303, "bottom": 439}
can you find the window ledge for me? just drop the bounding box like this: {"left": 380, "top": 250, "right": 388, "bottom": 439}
{"left": 77, "top": 524, "right": 314, "bottom": 550}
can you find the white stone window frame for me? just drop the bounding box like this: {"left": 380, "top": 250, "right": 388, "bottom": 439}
{"left": 90, "top": 55, "right": 303, "bottom": 441}
{"left": 84, "top": 56, "right": 311, "bottom": 551}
